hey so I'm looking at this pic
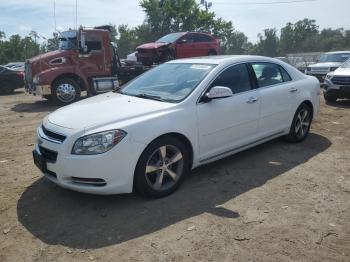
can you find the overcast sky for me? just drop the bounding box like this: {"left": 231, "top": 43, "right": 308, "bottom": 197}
{"left": 0, "top": 0, "right": 349, "bottom": 43}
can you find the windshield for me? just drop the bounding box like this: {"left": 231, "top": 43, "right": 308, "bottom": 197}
{"left": 119, "top": 63, "right": 216, "bottom": 102}
{"left": 58, "top": 31, "right": 77, "bottom": 50}
{"left": 156, "top": 32, "right": 185, "bottom": 43}
{"left": 341, "top": 58, "right": 350, "bottom": 68}
{"left": 319, "top": 53, "right": 350, "bottom": 63}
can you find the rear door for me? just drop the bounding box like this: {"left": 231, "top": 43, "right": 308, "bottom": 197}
{"left": 250, "top": 62, "right": 296, "bottom": 137}
{"left": 197, "top": 63, "right": 260, "bottom": 162}
{"left": 193, "top": 34, "right": 214, "bottom": 56}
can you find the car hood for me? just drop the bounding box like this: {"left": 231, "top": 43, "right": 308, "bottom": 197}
{"left": 47, "top": 93, "right": 175, "bottom": 130}
{"left": 309, "top": 62, "right": 343, "bottom": 68}
{"left": 29, "top": 50, "right": 72, "bottom": 63}
{"left": 334, "top": 67, "right": 350, "bottom": 76}
{"left": 136, "top": 42, "right": 169, "bottom": 50}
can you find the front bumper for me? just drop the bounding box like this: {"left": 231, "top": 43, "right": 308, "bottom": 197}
{"left": 25, "top": 83, "right": 51, "bottom": 96}
{"left": 33, "top": 124, "right": 145, "bottom": 195}
{"left": 323, "top": 80, "right": 350, "bottom": 98}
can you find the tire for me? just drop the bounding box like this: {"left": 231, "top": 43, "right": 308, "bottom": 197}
{"left": 134, "top": 136, "right": 191, "bottom": 198}
{"left": 0, "top": 86, "right": 14, "bottom": 95}
{"left": 285, "top": 103, "right": 312, "bottom": 143}
{"left": 324, "top": 92, "right": 337, "bottom": 103}
{"left": 52, "top": 78, "right": 81, "bottom": 105}
{"left": 208, "top": 50, "right": 217, "bottom": 56}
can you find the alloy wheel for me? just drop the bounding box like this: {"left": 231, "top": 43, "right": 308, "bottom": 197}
{"left": 145, "top": 145, "right": 184, "bottom": 191}
{"left": 294, "top": 108, "right": 310, "bottom": 139}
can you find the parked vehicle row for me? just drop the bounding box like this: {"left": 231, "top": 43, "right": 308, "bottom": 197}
{"left": 32, "top": 56, "right": 320, "bottom": 197}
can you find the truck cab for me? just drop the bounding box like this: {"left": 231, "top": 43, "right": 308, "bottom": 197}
{"left": 25, "top": 26, "right": 125, "bottom": 105}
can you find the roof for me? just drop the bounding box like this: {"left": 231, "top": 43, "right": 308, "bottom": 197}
{"left": 167, "top": 55, "right": 282, "bottom": 65}
{"left": 324, "top": 51, "right": 350, "bottom": 54}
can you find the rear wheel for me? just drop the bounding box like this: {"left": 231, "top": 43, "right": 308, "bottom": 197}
{"left": 285, "top": 103, "right": 312, "bottom": 143}
{"left": 0, "top": 85, "right": 14, "bottom": 95}
{"left": 52, "top": 78, "right": 81, "bottom": 105}
{"left": 134, "top": 136, "right": 190, "bottom": 198}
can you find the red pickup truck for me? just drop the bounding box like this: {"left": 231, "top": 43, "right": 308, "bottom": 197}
{"left": 136, "top": 32, "right": 220, "bottom": 66}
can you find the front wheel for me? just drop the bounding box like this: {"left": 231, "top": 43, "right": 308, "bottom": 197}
{"left": 52, "top": 78, "right": 81, "bottom": 105}
{"left": 324, "top": 92, "right": 337, "bottom": 103}
{"left": 134, "top": 136, "right": 190, "bottom": 198}
{"left": 285, "top": 103, "right": 312, "bottom": 143}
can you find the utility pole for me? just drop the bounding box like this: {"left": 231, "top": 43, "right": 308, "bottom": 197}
{"left": 200, "top": 0, "right": 212, "bottom": 11}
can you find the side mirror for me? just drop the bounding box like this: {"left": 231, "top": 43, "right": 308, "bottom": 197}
{"left": 203, "top": 86, "right": 233, "bottom": 102}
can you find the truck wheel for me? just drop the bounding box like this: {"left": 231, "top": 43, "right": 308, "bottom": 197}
{"left": 52, "top": 78, "right": 81, "bottom": 105}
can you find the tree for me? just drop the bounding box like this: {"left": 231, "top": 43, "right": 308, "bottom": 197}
{"left": 253, "top": 28, "right": 280, "bottom": 57}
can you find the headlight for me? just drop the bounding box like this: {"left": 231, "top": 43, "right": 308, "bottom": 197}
{"left": 72, "top": 130, "right": 127, "bottom": 155}
{"left": 326, "top": 72, "right": 333, "bottom": 79}
{"left": 33, "top": 75, "right": 41, "bottom": 84}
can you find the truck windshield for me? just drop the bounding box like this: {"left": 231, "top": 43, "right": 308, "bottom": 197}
{"left": 319, "top": 53, "right": 350, "bottom": 63}
{"left": 156, "top": 32, "right": 185, "bottom": 43}
{"left": 119, "top": 63, "right": 216, "bottom": 102}
{"left": 58, "top": 31, "right": 77, "bottom": 50}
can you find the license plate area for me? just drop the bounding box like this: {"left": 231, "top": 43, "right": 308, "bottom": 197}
{"left": 33, "top": 150, "right": 47, "bottom": 173}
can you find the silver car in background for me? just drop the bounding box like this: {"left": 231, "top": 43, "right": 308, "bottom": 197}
{"left": 305, "top": 51, "right": 350, "bottom": 82}
{"left": 323, "top": 58, "right": 350, "bottom": 102}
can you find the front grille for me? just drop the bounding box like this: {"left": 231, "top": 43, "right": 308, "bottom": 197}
{"left": 311, "top": 67, "right": 329, "bottom": 72}
{"left": 71, "top": 177, "right": 107, "bottom": 187}
{"left": 332, "top": 76, "right": 350, "bottom": 86}
{"left": 42, "top": 125, "right": 66, "bottom": 143}
{"left": 39, "top": 146, "right": 58, "bottom": 162}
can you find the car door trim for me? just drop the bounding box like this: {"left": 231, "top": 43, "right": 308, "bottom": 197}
{"left": 199, "top": 130, "right": 285, "bottom": 163}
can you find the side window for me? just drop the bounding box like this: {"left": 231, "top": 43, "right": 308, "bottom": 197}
{"left": 182, "top": 34, "right": 195, "bottom": 43}
{"left": 251, "top": 63, "right": 283, "bottom": 88}
{"left": 211, "top": 64, "right": 252, "bottom": 94}
{"left": 279, "top": 66, "right": 292, "bottom": 82}
{"left": 194, "top": 34, "right": 213, "bottom": 42}
{"left": 85, "top": 34, "right": 102, "bottom": 53}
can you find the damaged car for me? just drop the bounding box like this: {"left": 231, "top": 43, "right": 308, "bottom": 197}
{"left": 136, "top": 32, "right": 220, "bottom": 66}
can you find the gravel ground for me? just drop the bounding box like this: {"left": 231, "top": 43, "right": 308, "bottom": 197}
{"left": 0, "top": 89, "right": 349, "bottom": 262}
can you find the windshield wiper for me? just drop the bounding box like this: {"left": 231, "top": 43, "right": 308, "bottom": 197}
{"left": 135, "top": 93, "right": 165, "bottom": 101}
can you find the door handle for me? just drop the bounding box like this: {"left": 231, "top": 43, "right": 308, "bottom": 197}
{"left": 289, "top": 87, "right": 298, "bottom": 93}
{"left": 247, "top": 97, "right": 258, "bottom": 103}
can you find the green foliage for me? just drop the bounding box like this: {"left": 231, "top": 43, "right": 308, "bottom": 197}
{"left": 0, "top": 31, "right": 41, "bottom": 64}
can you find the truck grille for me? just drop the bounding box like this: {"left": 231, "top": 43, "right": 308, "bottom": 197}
{"left": 332, "top": 76, "right": 350, "bottom": 86}
{"left": 42, "top": 125, "right": 66, "bottom": 143}
{"left": 39, "top": 146, "right": 58, "bottom": 162}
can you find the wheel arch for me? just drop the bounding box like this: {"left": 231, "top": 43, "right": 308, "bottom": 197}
{"left": 300, "top": 99, "right": 314, "bottom": 120}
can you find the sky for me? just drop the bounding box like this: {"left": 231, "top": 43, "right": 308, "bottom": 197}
{"left": 0, "top": 0, "right": 349, "bottom": 43}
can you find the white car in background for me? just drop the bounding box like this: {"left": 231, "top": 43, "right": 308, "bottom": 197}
{"left": 33, "top": 56, "right": 320, "bottom": 197}
{"left": 323, "top": 58, "right": 350, "bottom": 102}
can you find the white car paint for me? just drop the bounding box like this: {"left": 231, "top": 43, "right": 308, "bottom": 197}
{"left": 34, "top": 55, "right": 320, "bottom": 195}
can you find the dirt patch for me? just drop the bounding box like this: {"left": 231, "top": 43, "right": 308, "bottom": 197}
{"left": 0, "top": 89, "right": 349, "bottom": 261}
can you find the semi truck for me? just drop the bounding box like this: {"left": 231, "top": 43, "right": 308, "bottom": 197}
{"left": 25, "top": 26, "right": 149, "bottom": 105}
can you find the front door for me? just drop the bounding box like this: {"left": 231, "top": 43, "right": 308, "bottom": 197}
{"left": 197, "top": 63, "right": 260, "bottom": 162}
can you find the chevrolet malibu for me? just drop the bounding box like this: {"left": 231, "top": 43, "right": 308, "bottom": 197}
{"left": 33, "top": 56, "right": 320, "bottom": 197}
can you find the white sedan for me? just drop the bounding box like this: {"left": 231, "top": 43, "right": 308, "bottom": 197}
{"left": 33, "top": 56, "right": 320, "bottom": 197}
